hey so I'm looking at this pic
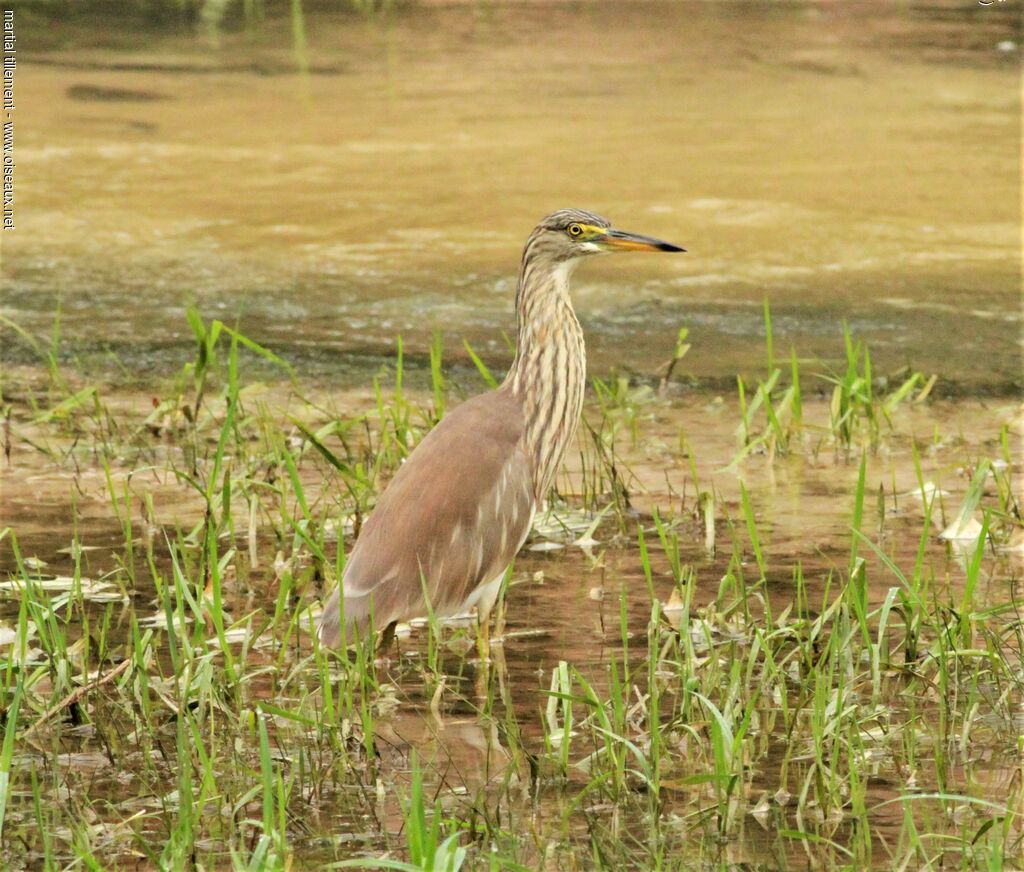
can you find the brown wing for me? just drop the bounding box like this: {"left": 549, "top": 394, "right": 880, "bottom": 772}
{"left": 317, "top": 387, "right": 535, "bottom": 646}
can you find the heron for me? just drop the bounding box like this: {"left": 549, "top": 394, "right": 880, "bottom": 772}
{"left": 317, "top": 209, "right": 684, "bottom": 657}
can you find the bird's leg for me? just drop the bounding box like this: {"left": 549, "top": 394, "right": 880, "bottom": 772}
{"left": 474, "top": 610, "right": 492, "bottom": 699}
{"left": 372, "top": 620, "right": 399, "bottom": 670}
{"left": 379, "top": 620, "right": 398, "bottom": 653}
{"left": 474, "top": 608, "right": 511, "bottom": 702}
{"left": 477, "top": 611, "right": 491, "bottom": 665}
{"left": 492, "top": 638, "right": 509, "bottom": 701}
{"left": 473, "top": 571, "right": 508, "bottom": 694}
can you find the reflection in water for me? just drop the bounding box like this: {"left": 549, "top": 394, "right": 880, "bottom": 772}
{"left": 0, "top": 388, "right": 1020, "bottom": 866}
{"left": 375, "top": 707, "right": 513, "bottom": 824}
{"left": 2, "top": 2, "right": 1020, "bottom": 391}
{"left": 1, "top": 2, "right": 1021, "bottom": 865}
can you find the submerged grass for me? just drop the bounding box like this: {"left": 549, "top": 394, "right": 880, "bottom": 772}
{"left": 0, "top": 308, "right": 1020, "bottom": 869}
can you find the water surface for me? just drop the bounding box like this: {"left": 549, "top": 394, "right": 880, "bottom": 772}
{"left": 1, "top": 387, "right": 1020, "bottom": 867}
{"left": 1, "top": 1, "right": 1020, "bottom": 391}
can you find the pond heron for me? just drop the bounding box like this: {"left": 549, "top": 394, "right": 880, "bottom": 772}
{"left": 317, "top": 209, "right": 684, "bottom": 655}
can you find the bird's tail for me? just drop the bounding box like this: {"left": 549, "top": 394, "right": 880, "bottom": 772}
{"left": 315, "top": 585, "right": 374, "bottom": 648}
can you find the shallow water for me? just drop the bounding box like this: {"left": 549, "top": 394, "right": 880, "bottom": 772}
{"left": 0, "top": 2, "right": 1022, "bottom": 866}
{"left": 1, "top": 385, "right": 1021, "bottom": 866}
{"left": 1, "top": 1, "right": 1021, "bottom": 391}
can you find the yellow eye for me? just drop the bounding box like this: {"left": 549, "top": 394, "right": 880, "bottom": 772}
{"left": 567, "top": 223, "right": 584, "bottom": 238}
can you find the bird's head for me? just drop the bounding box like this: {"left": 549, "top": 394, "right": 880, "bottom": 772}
{"left": 525, "top": 208, "right": 685, "bottom": 267}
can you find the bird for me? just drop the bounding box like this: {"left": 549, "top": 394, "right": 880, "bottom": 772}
{"left": 317, "top": 209, "right": 684, "bottom": 657}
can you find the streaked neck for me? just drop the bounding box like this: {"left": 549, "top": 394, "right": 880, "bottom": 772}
{"left": 504, "top": 257, "right": 587, "bottom": 498}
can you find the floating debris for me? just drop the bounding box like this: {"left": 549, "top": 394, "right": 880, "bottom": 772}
{"left": 904, "top": 481, "right": 949, "bottom": 502}
{"left": 662, "top": 587, "right": 686, "bottom": 631}
{"left": 750, "top": 792, "right": 771, "bottom": 826}
{"left": 531, "top": 505, "right": 602, "bottom": 544}
{"left": 0, "top": 575, "right": 126, "bottom": 603}
{"left": 939, "top": 516, "right": 984, "bottom": 543}
{"left": 55, "top": 543, "right": 104, "bottom": 557}
{"left": 0, "top": 625, "right": 16, "bottom": 647}
{"left": 207, "top": 623, "right": 272, "bottom": 648}
{"left": 139, "top": 611, "right": 194, "bottom": 631}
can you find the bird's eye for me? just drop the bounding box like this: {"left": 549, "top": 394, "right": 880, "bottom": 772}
{"left": 567, "top": 223, "right": 584, "bottom": 238}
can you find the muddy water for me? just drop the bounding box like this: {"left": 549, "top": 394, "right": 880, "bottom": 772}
{"left": 1, "top": 2, "right": 1021, "bottom": 392}
{"left": 1, "top": 387, "right": 1021, "bottom": 865}
{"left": 0, "top": 1, "right": 1021, "bottom": 864}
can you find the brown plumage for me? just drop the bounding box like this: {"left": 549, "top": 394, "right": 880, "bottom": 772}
{"left": 317, "top": 389, "right": 533, "bottom": 645}
{"left": 317, "top": 209, "right": 683, "bottom": 648}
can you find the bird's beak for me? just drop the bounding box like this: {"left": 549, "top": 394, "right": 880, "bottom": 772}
{"left": 599, "top": 228, "right": 686, "bottom": 253}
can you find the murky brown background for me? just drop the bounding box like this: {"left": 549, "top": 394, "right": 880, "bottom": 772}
{"left": 0, "top": 4, "right": 1021, "bottom": 865}
{"left": 1, "top": 1, "right": 1020, "bottom": 391}
{"left": 2, "top": 386, "right": 1021, "bottom": 867}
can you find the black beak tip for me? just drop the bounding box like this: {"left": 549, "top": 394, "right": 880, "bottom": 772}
{"left": 660, "top": 242, "right": 686, "bottom": 253}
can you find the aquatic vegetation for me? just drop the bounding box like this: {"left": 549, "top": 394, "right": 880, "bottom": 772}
{"left": 0, "top": 309, "right": 1020, "bottom": 869}
{"left": 730, "top": 303, "right": 937, "bottom": 470}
